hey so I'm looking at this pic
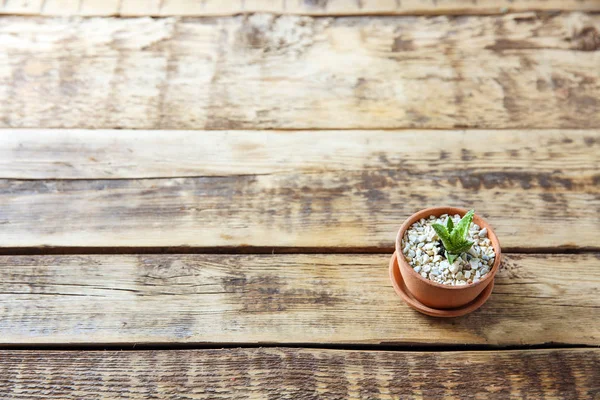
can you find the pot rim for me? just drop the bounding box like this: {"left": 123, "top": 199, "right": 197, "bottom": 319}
{"left": 395, "top": 206, "right": 501, "bottom": 291}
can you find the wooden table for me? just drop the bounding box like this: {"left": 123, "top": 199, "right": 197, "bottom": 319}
{"left": 1, "top": 1, "right": 599, "bottom": 398}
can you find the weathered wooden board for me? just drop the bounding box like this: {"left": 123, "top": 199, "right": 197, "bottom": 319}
{"left": 2, "top": 0, "right": 599, "bottom": 16}
{"left": 1, "top": 129, "right": 598, "bottom": 249}
{"left": 1, "top": 13, "right": 599, "bottom": 129}
{"left": 0, "top": 253, "right": 598, "bottom": 345}
{"left": 0, "top": 348, "right": 598, "bottom": 399}
{"left": 4, "top": 129, "right": 599, "bottom": 180}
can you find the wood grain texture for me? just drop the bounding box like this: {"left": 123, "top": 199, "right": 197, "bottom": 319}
{"left": 1, "top": 253, "right": 599, "bottom": 345}
{"left": 1, "top": 129, "right": 598, "bottom": 249}
{"left": 1, "top": 348, "right": 598, "bottom": 399}
{"left": 2, "top": 0, "right": 600, "bottom": 16}
{"left": 1, "top": 13, "right": 599, "bottom": 129}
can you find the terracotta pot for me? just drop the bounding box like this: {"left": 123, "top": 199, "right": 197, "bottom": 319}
{"left": 395, "top": 207, "right": 501, "bottom": 309}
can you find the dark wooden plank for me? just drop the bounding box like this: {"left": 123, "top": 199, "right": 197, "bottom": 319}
{"left": 0, "top": 348, "right": 597, "bottom": 399}
{"left": 0, "top": 253, "right": 599, "bottom": 345}
{"left": 1, "top": 129, "right": 598, "bottom": 249}
{"left": 1, "top": 13, "right": 599, "bottom": 129}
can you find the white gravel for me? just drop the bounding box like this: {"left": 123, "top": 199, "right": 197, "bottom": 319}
{"left": 401, "top": 214, "right": 496, "bottom": 286}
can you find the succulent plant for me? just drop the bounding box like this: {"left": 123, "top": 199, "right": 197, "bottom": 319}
{"left": 432, "top": 210, "right": 475, "bottom": 265}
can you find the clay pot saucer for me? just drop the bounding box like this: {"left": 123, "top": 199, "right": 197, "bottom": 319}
{"left": 389, "top": 251, "right": 493, "bottom": 317}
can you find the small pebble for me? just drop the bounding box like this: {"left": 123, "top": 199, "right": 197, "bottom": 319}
{"left": 449, "top": 261, "right": 461, "bottom": 274}
{"left": 478, "top": 228, "right": 487, "bottom": 237}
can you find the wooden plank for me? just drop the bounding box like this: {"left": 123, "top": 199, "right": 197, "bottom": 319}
{"left": 1, "top": 348, "right": 598, "bottom": 399}
{"left": 0, "top": 253, "right": 598, "bottom": 345}
{"left": 0, "top": 0, "right": 44, "bottom": 15}
{"left": 2, "top": 0, "right": 600, "bottom": 16}
{"left": 4, "top": 129, "right": 599, "bottom": 180}
{"left": 31, "top": 0, "right": 122, "bottom": 15}
{"left": 0, "top": 129, "right": 598, "bottom": 249}
{"left": 0, "top": 13, "right": 599, "bottom": 130}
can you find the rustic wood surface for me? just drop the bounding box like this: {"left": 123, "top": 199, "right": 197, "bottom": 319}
{"left": 1, "top": 129, "right": 598, "bottom": 249}
{"left": 2, "top": 0, "right": 600, "bottom": 16}
{"left": 1, "top": 253, "right": 598, "bottom": 345}
{"left": 1, "top": 348, "right": 598, "bottom": 399}
{"left": 0, "top": 3, "right": 598, "bottom": 398}
{"left": 1, "top": 13, "right": 599, "bottom": 130}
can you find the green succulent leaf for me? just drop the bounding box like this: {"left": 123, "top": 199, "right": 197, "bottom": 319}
{"left": 451, "top": 210, "right": 474, "bottom": 243}
{"left": 448, "top": 240, "right": 474, "bottom": 254}
{"left": 432, "top": 223, "right": 451, "bottom": 248}
{"left": 446, "top": 217, "right": 454, "bottom": 233}
{"left": 446, "top": 252, "right": 458, "bottom": 265}
{"left": 433, "top": 210, "right": 476, "bottom": 263}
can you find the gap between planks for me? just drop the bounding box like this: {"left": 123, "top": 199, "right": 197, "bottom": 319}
{"left": 0, "top": 246, "right": 599, "bottom": 255}
{"left": 0, "top": 342, "right": 596, "bottom": 352}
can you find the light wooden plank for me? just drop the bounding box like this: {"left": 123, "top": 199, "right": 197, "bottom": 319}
{"left": 0, "top": 254, "right": 598, "bottom": 345}
{"left": 36, "top": 0, "right": 121, "bottom": 15}
{"left": 79, "top": 0, "right": 121, "bottom": 15}
{"left": 2, "top": 0, "right": 599, "bottom": 16}
{"left": 3, "top": 129, "right": 599, "bottom": 180}
{"left": 0, "top": 348, "right": 598, "bottom": 399}
{"left": 39, "top": 0, "right": 80, "bottom": 15}
{"left": 0, "top": 129, "right": 598, "bottom": 249}
{"left": 0, "top": 13, "right": 599, "bottom": 129}
{"left": 0, "top": 0, "right": 44, "bottom": 15}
